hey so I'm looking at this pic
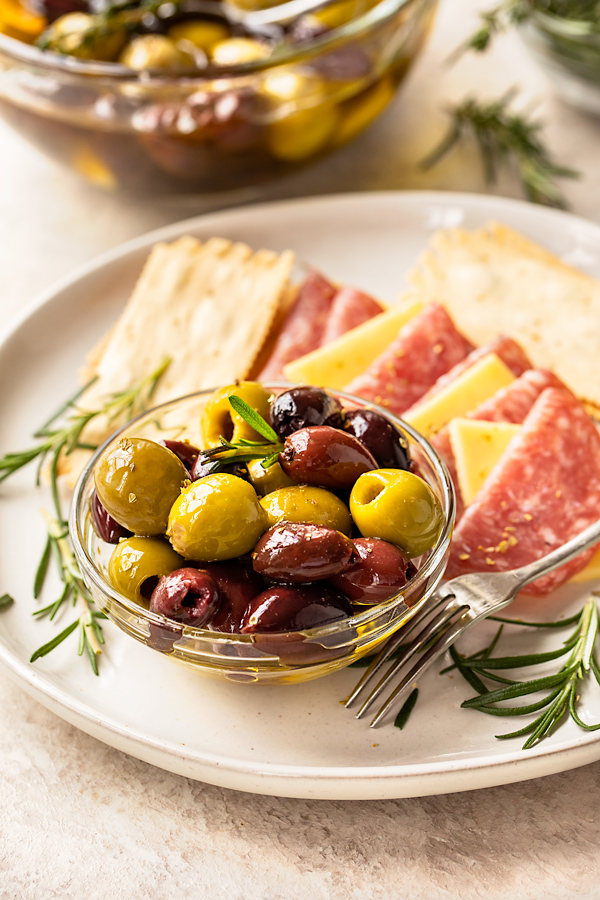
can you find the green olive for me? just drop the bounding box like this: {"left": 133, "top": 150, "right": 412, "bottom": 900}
{"left": 246, "top": 459, "right": 295, "bottom": 496}
{"left": 210, "top": 36, "right": 269, "bottom": 65}
{"left": 200, "top": 382, "right": 272, "bottom": 447}
{"left": 39, "top": 12, "right": 127, "bottom": 60}
{"left": 267, "top": 104, "right": 339, "bottom": 162}
{"left": 108, "top": 537, "right": 184, "bottom": 605}
{"left": 167, "top": 473, "right": 268, "bottom": 561}
{"left": 168, "top": 20, "right": 229, "bottom": 54}
{"left": 350, "top": 469, "right": 443, "bottom": 558}
{"left": 95, "top": 437, "right": 189, "bottom": 536}
{"left": 119, "top": 35, "right": 196, "bottom": 72}
{"left": 260, "top": 485, "right": 353, "bottom": 535}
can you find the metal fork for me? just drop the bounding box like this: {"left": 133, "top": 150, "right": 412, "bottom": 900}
{"left": 347, "top": 518, "right": 600, "bottom": 727}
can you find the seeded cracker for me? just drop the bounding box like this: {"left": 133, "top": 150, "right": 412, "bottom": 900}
{"left": 60, "top": 235, "right": 293, "bottom": 482}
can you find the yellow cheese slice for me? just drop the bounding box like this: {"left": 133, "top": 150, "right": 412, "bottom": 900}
{"left": 448, "top": 418, "right": 522, "bottom": 506}
{"left": 404, "top": 353, "right": 516, "bottom": 439}
{"left": 570, "top": 547, "right": 600, "bottom": 583}
{"left": 282, "top": 298, "right": 423, "bottom": 389}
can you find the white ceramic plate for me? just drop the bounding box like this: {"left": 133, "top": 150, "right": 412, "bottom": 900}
{"left": 3, "top": 191, "right": 600, "bottom": 801}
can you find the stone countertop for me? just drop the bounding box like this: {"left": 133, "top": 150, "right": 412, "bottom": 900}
{"left": 2, "top": 0, "right": 600, "bottom": 897}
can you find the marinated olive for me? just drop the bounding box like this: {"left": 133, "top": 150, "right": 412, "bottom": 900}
{"left": 200, "top": 381, "right": 272, "bottom": 447}
{"left": 269, "top": 386, "right": 344, "bottom": 439}
{"left": 241, "top": 584, "right": 352, "bottom": 633}
{"left": 350, "top": 469, "right": 443, "bottom": 558}
{"left": 119, "top": 34, "right": 196, "bottom": 72}
{"left": 210, "top": 36, "right": 269, "bottom": 65}
{"left": 328, "top": 537, "right": 416, "bottom": 605}
{"left": 253, "top": 522, "right": 354, "bottom": 583}
{"left": 191, "top": 456, "right": 249, "bottom": 482}
{"left": 95, "top": 437, "right": 189, "bottom": 535}
{"left": 260, "top": 484, "right": 352, "bottom": 535}
{"left": 91, "top": 490, "right": 132, "bottom": 544}
{"left": 39, "top": 12, "right": 127, "bottom": 59}
{"left": 205, "top": 559, "right": 265, "bottom": 633}
{"left": 150, "top": 567, "right": 220, "bottom": 626}
{"left": 160, "top": 439, "right": 200, "bottom": 472}
{"left": 279, "top": 426, "right": 377, "bottom": 490}
{"left": 108, "top": 536, "right": 184, "bottom": 604}
{"left": 246, "top": 459, "right": 294, "bottom": 496}
{"left": 266, "top": 104, "right": 339, "bottom": 162}
{"left": 168, "top": 19, "right": 228, "bottom": 54}
{"left": 343, "top": 409, "right": 410, "bottom": 470}
{"left": 167, "top": 473, "right": 267, "bottom": 561}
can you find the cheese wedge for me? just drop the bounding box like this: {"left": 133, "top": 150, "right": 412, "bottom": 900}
{"left": 404, "top": 353, "right": 516, "bottom": 439}
{"left": 448, "top": 418, "right": 522, "bottom": 506}
{"left": 282, "top": 298, "right": 422, "bottom": 389}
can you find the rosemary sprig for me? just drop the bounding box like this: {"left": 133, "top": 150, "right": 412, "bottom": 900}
{"left": 0, "top": 594, "right": 14, "bottom": 610}
{"left": 0, "top": 358, "right": 170, "bottom": 673}
{"left": 198, "top": 395, "right": 284, "bottom": 472}
{"left": 451, "top": 599, "right": 600, "bottom": 749}
{"left": 422, "top": 90, "right": 579, "bottom": 208}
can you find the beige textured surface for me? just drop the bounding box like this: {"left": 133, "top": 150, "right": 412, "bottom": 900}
{"left": 2, "top": 0, "right": 600, "bottom": 896}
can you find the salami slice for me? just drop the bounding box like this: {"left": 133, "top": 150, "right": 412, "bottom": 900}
{"left": 259, "top": 271, "right": 337, "bottom": 380}
{"left": 321, "top": 287, "right": 384, "bottom": 344}
{"left": 345, "top": 304, "right": 474, "bottom": 416}
{"left": 445, "top": 387, "right": 600, "bottom": 595}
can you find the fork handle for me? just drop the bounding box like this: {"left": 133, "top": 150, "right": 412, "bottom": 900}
{"left": 511, "top": 517, "right": 600, "bottom": 592}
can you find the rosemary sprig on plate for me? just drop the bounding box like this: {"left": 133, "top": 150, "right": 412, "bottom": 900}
{"left": 447, "top": 598, "right": 600, "bottom": 748}
{"left": 421, "top": 90, "right": 579, "bottom": 208}
{"left": 198, "top": 395, "right": 284, "bottom": 471}
{"left": 0, "top": 357, "right": 170, "bottom": 673}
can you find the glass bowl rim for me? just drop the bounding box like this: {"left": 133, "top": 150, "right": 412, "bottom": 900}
{"left": 0, "top": 0, "right": 421, "bottom": 80}
{"left": 70, "top": 382, "right": 455, "bottom": 644}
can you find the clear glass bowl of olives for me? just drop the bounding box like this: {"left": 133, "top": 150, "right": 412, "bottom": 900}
{"left": 0, "top": 0, "right": 436, "bottom": 195}
{"left": 70, "top": 383, "right": 454, "bottom": 684}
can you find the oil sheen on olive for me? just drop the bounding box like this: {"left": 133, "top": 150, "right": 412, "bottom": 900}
{"left": 150, "top": 567, "right": 220, "bottom": 627}
{"left": 91, "top": 490, "right": 132, "bottom": 544}
{"left": 343, "top": 408, "right": 410, "bottom": 470}
{"left": 95, "top": 437, "right": 189, "bottom": 535}
{"left": 253, "top": 522, "right": 354, "bottom": 583}
{"left": 328, "top": 537, "right": 416, "bottom": 605}
{"left": 279, "top": 425, "right": 377, "bottom": 490}
{"left": 108, "top": 536, "right": 184, "bottom": 605}
{"left": 260, "top": 484, "right": 352, "bottom": 534}
{"left": 204, "top": 559, "right": 265, "bottom": 633}
{"left": 269, "top": 386, "right": 343, "bottom": 439}
{"left": 240, "top": 584, "right": 353, "bottom": 633}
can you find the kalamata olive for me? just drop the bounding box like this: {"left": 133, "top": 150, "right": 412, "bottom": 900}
{"left": 205, "top": 559, "right": 265, "bottom": 632}
{"left": 253, "top": 522, "right": 354, "bottom": 583}
{"left": 279, "top": 426, "right": 377, "bottom": 490}
{"left": 269, "top": 387, "right": 344, "bottom": 439}
{"left": 91, "top": 490, "right": 132, "bottom": 544}
{"left": 30, "top": 0, "right": 88, "bottom": 24}
{"left": 343, "top": 409, "right": 410, "bottom": 470}
{"left": 160, "top": 439, "right": 200, "bottom": 472}
{"left": 150, "top": 567, "right": 220, "bottom": 627}
{"left": 241, "top": 584, "right": 352, "bottom": 633}
{"left": 328, "top": 538, "right": 417, "bottom": 605}
{"left": 190, "top": 455, "right": 249, "bottom": 482}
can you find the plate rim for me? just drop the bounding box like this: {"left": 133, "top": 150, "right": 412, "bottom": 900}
{"left": 4, "top": 189, "right": 600, "bottom": 799}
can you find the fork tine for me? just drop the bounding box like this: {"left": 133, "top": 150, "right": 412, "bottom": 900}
{"left": 354, "top": 600, "right": 469, "bottom": 719}
{"left": 369, "top": 609, "right": 474, "bottom": 727}
{"left": 345, "top": 591, "right": 453, "bottom": 709}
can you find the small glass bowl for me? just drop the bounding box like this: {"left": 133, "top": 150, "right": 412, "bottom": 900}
{"left": 0, "top": 0, "right": 436, "bottom": 194}
{"left": 521, "top": 8, "right": 600, "bottom": 116}
{"left": 70, "top": 385, "right": 455, "bottom": 684}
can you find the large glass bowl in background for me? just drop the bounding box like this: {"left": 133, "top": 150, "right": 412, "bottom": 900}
{"left": 521, "top": 7, "right": 600, "bottom": 116}
{"left": 70, "top": 385, "right": 455, "bottom": 685}
{"left": 0, "top": 0, "right": 436, "bottom": 194}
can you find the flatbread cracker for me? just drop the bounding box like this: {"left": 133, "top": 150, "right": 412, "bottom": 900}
{"left": 406, "top": 222, "right": 600, "bottom": 406}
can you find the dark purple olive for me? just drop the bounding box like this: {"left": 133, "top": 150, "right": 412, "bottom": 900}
{"left": 328, "top": 538, "right": 417, "bottom": 605}
{"left": 190, "top": 454, "right": 249, "bottom": 482}
{"left": 241, "top": 584, "right": 352, "bottom": 633}
{"left": 279, "top": 426, "right": 377, "bottom": 490}
{"left": 343, "top": 409, "right": 410, "bottom": 470}
{"left": 150, "top": 567, "right": 220, "bottom": 627}
{"left": 30, "top": 0, "right": 88, "bottom": 23}
{"left": 160, "top": 439, "right": 200, "bottom": 471}
{"left": 205, "top": 559, "right": 265, "bottom": 633}
{"left": 269, "top": 387, "right": 344, "bottom": 439}
{"left": 91, "top": 490, "right": 132, "bottom": 544}
{"left": 253, "top": 522, "right": 354, "bottom": 583}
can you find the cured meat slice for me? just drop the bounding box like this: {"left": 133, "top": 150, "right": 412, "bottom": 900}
{"left": 446, "top": 387, "right": 600, "bottom": 596}
{"left": 321, "top": 287, "right": 384, "bottom": 344}
{"left": 259, "top": 271, "right": 337, "bottom": 379}
{"left": 345, "top": 304, "right": 474, "bottom": 416}
{"left": 431, "top": 369, "right": 566, "bottom": 522}
{"left": 419, "top": 336, "right": 531, "bottom": 405}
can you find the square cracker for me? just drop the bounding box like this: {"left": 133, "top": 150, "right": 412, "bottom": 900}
{"left": 406, "top": 222, "right": 600, "bottom": 406}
